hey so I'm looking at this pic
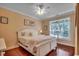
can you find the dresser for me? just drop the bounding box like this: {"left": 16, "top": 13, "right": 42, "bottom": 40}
{"left": 0, "top": 38, "right": 6, "bottom": 56}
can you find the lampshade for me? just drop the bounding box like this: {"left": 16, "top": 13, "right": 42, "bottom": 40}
{"left": 40, "top": 30, "right": 42, "bottom": 33}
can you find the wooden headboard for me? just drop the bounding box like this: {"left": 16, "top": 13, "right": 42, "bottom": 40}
{"left": 17, "top": 28, "right": 39, "bottom": 38}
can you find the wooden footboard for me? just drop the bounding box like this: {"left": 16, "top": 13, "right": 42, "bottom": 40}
{"left": 18, "top": 39, "right": 57, "bottom": 56}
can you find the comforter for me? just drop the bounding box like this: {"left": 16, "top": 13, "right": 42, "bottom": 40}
{"left": 18, "top": 35, "right": 53, "bottom": 47}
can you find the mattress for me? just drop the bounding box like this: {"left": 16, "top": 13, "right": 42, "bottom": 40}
{"left": 18, "top": 35, "right": 53, "bottom": 47}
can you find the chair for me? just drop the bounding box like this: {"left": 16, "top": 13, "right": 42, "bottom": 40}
{"left": 0, "top": 38, "right": 6, "bottom": 56}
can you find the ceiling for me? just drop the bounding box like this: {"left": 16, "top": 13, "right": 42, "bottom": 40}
{"left": 0, "top": 3, "right": 75, "bottom": 20}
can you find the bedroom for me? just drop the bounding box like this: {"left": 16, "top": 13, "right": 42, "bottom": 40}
{"left": 0, "top": 3, "right": 76, "bottom": 56}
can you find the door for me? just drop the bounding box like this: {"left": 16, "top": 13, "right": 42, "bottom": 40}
{"left": 75, "top": 3, "right": 79, "bottom": 55}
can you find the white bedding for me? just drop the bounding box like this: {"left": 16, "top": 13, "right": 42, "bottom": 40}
{"left": 17, "top": 28, "right": 57, "bottom": 55}
{"left": 18, "top": 35, "right": 54, "bottom": 47}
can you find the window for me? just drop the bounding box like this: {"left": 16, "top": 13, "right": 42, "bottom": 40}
{"left": 50, "top": 17, "right": 70, "bottom": 39}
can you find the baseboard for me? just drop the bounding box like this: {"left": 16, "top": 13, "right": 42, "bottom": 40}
{"left": 6, "top": 45, "right": 19, "bottom": 50}
{"left": 57, "top": 42, "right": 75, "bottom": 47}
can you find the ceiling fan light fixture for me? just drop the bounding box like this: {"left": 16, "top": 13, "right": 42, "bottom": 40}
{"left": 35, "top": 4, "right": 46, "bottom": 15}
{"left": 36, "top": 7, "right": 45, "bottom": 15}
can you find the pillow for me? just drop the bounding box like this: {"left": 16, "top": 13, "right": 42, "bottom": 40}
{"left": 21, "top": 31, "right": 33, "bottom": 37}
{"left": 28, "top": 32, "right": 32, "bottom": 36}
{"left": 21, "top": 32, "right": 25, "bottom": 36}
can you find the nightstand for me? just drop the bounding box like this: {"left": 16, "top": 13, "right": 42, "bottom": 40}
{"left": 0, "top": 38, "right": 6, "bottom": 56}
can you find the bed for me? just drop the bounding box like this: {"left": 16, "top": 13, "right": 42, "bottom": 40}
{"left": 17, "top": 29, "right": 57, "bottom": 56}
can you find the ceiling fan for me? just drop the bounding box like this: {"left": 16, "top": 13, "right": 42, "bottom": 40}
{"left": 35, "top": 4, "right": 50, "bottom": 15}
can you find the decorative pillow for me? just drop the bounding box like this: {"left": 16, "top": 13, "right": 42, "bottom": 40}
{"left": 28, "top": 32, "right": 32, "bottom": 36}
{"left": 21, "top": 32, "right": 25, "bottom": 36}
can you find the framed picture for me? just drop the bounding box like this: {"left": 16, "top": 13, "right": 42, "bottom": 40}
{"left": 24, "top": 19, "right": 34, "bottom": 26}
{"left": 0, "top": 16, "right": 8, "bottom": 24}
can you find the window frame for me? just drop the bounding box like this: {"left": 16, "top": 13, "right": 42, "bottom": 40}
{"left": 49, "top": 17, "right": 71, "bottom": 40}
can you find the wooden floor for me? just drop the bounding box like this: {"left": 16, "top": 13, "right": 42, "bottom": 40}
{"left": 4, "top": 44, "right": 74, "bottom": 56}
